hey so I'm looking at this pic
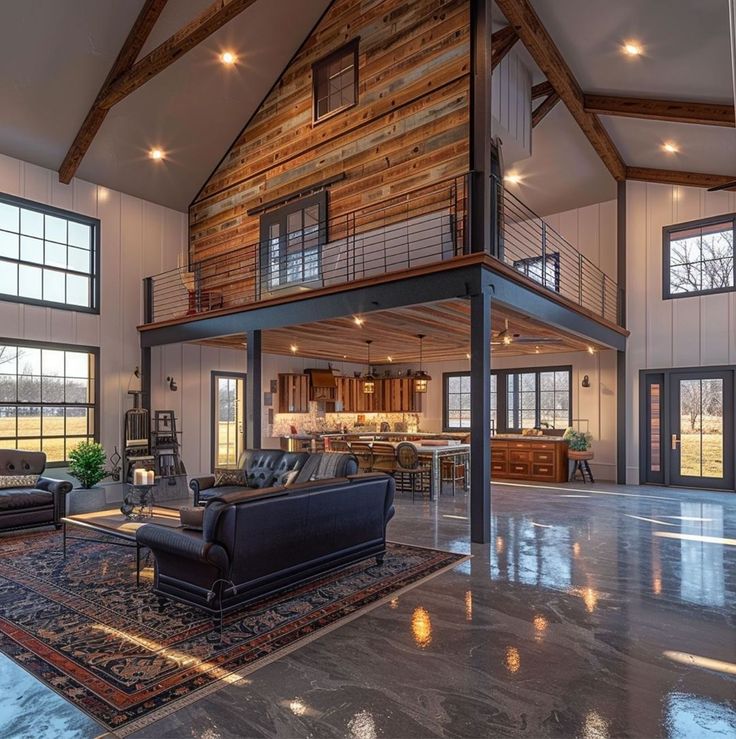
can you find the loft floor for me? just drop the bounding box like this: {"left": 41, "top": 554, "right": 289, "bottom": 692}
{"left": 3, "top": 482, "right": 735, "bottom": 738}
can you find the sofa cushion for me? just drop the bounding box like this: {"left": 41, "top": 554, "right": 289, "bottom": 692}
{"left": 0, "top": 474, "right": 40, "bottom": 489}
{"left": 214, "top": 468, "right": 246, "bottom": 487}
{"left": 245, "top": 468, "right": 275, "bottom": 488}
{"left": 295, "top": 453, "right": 358, "bottom": 483}
{"left": 0, "top": 488, "right": 53, "bottom": 511}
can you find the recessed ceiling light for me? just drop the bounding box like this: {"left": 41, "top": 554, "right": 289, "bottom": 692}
{"left": 290, "top": 344, "right": 298, "bottom": 354}
{"left": 466, "top": 353, "right": 471, "bottom": 360}
{"left": 353, "top": 316, "right": 364, "bottom": 326}
{"left": 622, "top": 41, "right": 643, "bottom": 57}
{"left": 220, "top": 51, "right": 237, "bottom": 66}
{"left": 148, "top": 148, "right": 164, "bottom": 161}
{"left": 504, "top": 173, "right": 522, "bottom": 185}
{"left": 662, "top": 141, "right": 679, "bottom": 154}
{"left": 387, "top": 356, "right": 393, "bottom": 362}
{"left": 587, "top": 345, "right": 596, "bottom": 355}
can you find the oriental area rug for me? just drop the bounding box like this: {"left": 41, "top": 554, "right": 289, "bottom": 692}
{"left": 0, "top": 530, "right": 466, "bottom": 734}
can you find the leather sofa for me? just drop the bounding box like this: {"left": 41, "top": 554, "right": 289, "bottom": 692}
{"left": 0, "top": 450, "right": 73, "bottom": 533}
{"left": 190, "top": 449, "right": 358, "bottom": 505}
{"left": 137, "top": 473, "right": 395, "bottom": 614}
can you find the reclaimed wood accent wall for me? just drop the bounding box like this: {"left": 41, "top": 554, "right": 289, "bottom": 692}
{"left": 189, "top": 0, "right": 470, "bottom": 267}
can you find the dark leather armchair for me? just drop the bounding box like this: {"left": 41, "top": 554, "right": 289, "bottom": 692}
{"left": 190, "top": 450, "right": 358, "bottom": 505}
{"left": 0, "top": 450, "right": 73, "bottom": 532}
{"left": 138, "top": 473, "right": 395, "bottom": 614}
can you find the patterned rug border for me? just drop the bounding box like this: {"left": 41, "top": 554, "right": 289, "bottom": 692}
{"left": 116, "top": 546, "right": 470, "bottom": 737}
{"left": 0, "top": 532, "right": 470, "bottom": 737}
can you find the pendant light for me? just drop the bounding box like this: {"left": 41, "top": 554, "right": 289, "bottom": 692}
{"left": 414, "top": 334, "right": 432, "bottom": 393}
{"left": 363, "top": 340, "right": 375, "bottom": 394}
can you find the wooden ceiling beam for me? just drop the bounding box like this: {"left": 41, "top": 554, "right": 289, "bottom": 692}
{"left": 532, "top": 92, "right": 560, "bottom": 128}
{"left": 494, "top": 0, "right": 626, "bottom": 181}
{"left": 531, "top": 80, "right": 554, "bottom": 100}
{"left": 97, "top": 0, "right": 259, "bottom": 110}
{"left": 584, "top": 94, "right": 735, "bottom": 127}
{"left": 626, "top": 167, "right": 736, "bottom": 189}
{"left": 58, "top": 0, "right": 168, "bottom": 184}
{"left": 491, "top": 26, "right": 519, "bottom": 71}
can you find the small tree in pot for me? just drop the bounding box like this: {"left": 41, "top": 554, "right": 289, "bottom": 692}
{"left": 68, "top": 441, "right": 108, "bottom": 489}
{"left": 563, "top": 427, "right": 593, "bottom": 459}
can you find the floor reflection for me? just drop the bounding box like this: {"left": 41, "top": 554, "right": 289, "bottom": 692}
{"left": 664, "top": 692, "right": 736, "bottom": 738}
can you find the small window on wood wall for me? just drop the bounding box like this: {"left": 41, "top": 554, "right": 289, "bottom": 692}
{"left": 312, "top": 39, "right": 359, "bottom": 123}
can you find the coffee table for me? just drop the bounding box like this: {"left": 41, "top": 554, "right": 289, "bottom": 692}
{"left": 61, "top": 506, "right": 184, "bottom": 585}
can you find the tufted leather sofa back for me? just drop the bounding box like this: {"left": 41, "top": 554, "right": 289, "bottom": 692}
{"left": 0, "top": 449, "right": 46, "bottom": 476}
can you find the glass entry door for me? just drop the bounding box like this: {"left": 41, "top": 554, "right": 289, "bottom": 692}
{"left": 669, "top": 371, "right": 733, "bottom": 489}
{"left": 212, "top": 372, "right": 246, "bottom": 469}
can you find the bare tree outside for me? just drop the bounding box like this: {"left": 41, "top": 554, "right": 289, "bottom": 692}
{"left": 669, "top": 224, "right": 734, "bottom": 295}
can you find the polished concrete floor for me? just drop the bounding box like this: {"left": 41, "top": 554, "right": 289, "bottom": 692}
{"left": 1, "top": 481, "right": 735, "bottom": 738}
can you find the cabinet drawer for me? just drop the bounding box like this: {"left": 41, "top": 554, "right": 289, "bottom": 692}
{"left": 491, "top": 448, "right": 508, "bottom": 461}
{"left": 510, "top": 450, "right": 531, "bottom": 463}
{"left": 491, "top": 461, "right": 508, "bottom": 474}
{"left": 532, "top": 463, "right": 553, "bottom": 477}
{"left": 531, "top": 442, "right": 556, "bottom": 450}
{"left": 509, "top": 462, "right": 530, "bottom": 475}
{"left": 533, "top": 451, "right": 554, "bottom": 463}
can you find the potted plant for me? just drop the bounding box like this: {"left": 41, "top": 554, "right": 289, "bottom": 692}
{"left": 563, "top": 427, "right": 593, "bottom": 460}
{"left": 68, "top": 441, "right": 109, "bottom": 489}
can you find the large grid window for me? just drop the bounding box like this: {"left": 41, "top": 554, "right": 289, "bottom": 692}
{"left": 313, "top": 40, "right": 358, "bottom": 123}
{"left": 260, "top": 192, "right": 326, "bottom": 291}
{"left": 0, "top": 194, "right": 98, "bottom": 311}
{"left": 664, "top": 215, "right": 735, "bottom": 299}
{"left": 443, "top": 366, "right": 572, "bottom": 433}
{"left": 0, "top": 341, "right": 97, "bottom": 464}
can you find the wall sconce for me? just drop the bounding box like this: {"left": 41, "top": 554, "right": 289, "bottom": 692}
{"left": 581, "top": 375, "right": 591, "bottom": 388}
{"left": 166, "top": 376, "right": 178, "bottom": 392}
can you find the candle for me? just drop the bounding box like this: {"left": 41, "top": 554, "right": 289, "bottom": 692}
{"left": 147, "top": 470, "right": 155, "bottom": 485}
{"left": 133, "top": 469, "right": 143, "bottom": 485}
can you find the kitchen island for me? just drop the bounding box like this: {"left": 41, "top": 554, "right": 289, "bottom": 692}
{"left": 491, "top": 435, "right": 569, "bottom": 483}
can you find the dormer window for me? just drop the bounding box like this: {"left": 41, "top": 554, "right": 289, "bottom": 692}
{"left": 312, "top": 39, "right": 358, "bottom": 123}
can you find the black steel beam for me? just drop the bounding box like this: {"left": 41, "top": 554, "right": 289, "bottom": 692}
{"left": 470, "top": 0, "right": 492, "bottom": 255}
{"left": 246, "top": 329, "right": 262, "bottom": 449}
{"left": 140, "top": 265, "right": 485, "bottom": 347}
{"left": 470, "top": 282, "right": 492, "bottom": 543}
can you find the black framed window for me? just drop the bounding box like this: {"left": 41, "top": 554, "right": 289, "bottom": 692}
{"left": 664, "top": 214, "right": 735, "bottom": 299}
{"left": 443, "top": 366, "right": 571, "bottom": 433}
{"left": 312, "top": 39, "right": 359, "bottom": 123}
{"left": 0, "top": 339, "right": 98, "bottom": 465}
{"left": 0, "top": 193, "right": 99, "bottom": 312}
{"left": 260, "top": 192, "right": 327, "bottom": 291}
{"left": 513, "top": 252, "right": 560, "bottom": 292}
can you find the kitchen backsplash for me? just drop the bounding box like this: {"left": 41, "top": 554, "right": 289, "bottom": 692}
{"left": 273, "top": 408, "right": 421, "bottom": 436}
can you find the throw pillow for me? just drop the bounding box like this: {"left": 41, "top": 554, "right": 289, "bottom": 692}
{"left": 213, "top": 468, "right": 246, "bottom": 487}
{"left": 273, "top": 469, "right": 300, "bottom": 488}
{"left": 0, "top": 474, "right": 40, "bottom": 489}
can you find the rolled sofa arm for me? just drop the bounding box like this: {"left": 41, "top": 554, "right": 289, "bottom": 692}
{"left": 136, "top": 524, "right": 229, "bottom": 572}
{"left": 36, "top": 476, "right": 73, "bottom": 495}
{"left": 189, "top": 475, "right": 216, "bottom": 505}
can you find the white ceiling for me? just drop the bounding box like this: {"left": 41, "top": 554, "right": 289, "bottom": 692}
{"left": 0, "top": 0, "right": 330, "bottom": 211}
{"left": 496, "top": 0, "right": 736, "bottom": 215}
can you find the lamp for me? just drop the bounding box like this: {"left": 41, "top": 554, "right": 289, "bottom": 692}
{"left": 414, "top": 334, "right": 432, "bottom": 393}
{"left": 363, "top": 340, "right": 375, "bottom": 394}
{"left": 166, "top": 376, "right": 178, "bottom": 392}
{"left": 127, "top": 366, "right": 141, "bottom": 395}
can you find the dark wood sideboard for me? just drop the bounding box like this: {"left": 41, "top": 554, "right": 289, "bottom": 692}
{"left": 491, "top": 437, "right": 569, "bottom": 483}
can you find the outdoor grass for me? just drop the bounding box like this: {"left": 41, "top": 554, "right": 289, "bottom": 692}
{"left": 0, "top": 416, "right": 89, "bottom": 462}
{"left": 680, "top": 433, "right": 723, "bottom": 478}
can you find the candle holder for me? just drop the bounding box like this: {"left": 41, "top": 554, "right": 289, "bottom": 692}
{"left": 121, "top": 481, "right": 157, "bottom": 520}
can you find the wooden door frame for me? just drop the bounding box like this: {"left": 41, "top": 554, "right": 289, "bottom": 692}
{"left": 639, "top": 365, "right": 736, "bottom": 490}
{"left": 210, "top": 371, "right": 247, "bottom": 470}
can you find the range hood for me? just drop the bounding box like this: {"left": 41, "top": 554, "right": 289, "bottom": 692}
{"left": 306, "top": 368, "right": 336, "bottom": 388}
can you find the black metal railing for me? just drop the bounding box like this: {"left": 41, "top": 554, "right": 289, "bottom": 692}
{"left": 493, "top": 175, "right": 620, "bottom": 324}
{"left": 145, "top": 174, "right": 470, "bottom": 324}
{"left": 142, "top": 172, "right": 619, "bottom": 327}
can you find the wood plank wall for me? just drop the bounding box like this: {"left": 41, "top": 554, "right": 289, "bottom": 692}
{"left": 189, "top": 0, "right": 470, "bottom": 264}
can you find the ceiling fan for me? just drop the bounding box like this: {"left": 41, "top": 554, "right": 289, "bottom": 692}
{"left": 491, "top": 319, "right": 561, "bottom": 347}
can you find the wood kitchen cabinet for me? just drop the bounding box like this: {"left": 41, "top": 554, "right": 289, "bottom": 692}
{"left": 491, "top": 437, "right": 569, "bottom": 483}
{"left": 336, "top": 377, "right": 421, "bottom": 413}
{"left": 277, "top": 374, "right": 310, "bottom": 413}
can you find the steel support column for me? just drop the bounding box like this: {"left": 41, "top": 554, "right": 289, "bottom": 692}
{"left": 616, "top": 180, "right": 627, "bottom": 484}
{"left": 246, "top": 329, "right": 262, "bottom": 449}
{"left": 140, "top": 346, "right": 151, "bottom": 413}
{"left": 470, "top": 284, "right": 492, "bottom": 543}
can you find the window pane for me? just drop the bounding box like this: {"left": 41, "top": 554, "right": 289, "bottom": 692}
{"left": 18, "top": 375, "right": 41, "bottom": 402}
{"left": 17, "top": 347, "right": 41, "bottom": 375}
{"left": 45, "top": 241, "right": 66, "bottom": 268}
{"left": 0, "top": 407, "right": 16, "bottom": 437}
{"left": 20, "top": 235, "right": 43, "bottom": 264}
{"left": 43, "top": 269, "right": 66, "bottom": 304}
{"left": 66, "top": 274, "right": 90, "bottom": 307}
{"left": 67, "top": 246, "right": 89, "bottom": 273}
{"left": 42, "top": 406, "right": 65, "bottom": 436}
{"left": 0, "top": 203, "right": 19, "bottom": 232}
{"left": 66, "top": 408, "right": 89, "bottom": 436}
{"left": 20, "top": 209, "right": 43, "bottom": 238}
{"left": 68, "top": 221, "right": 91, "bottom": 249}
{"left": 0, "top": 375, "right": 16, "bottom": 402}
{"left": 65, "top": 377, "right": 89, "bottom": 403}
{"left": 18, "top": 264, "right": 42, "bottom": 300}
{"left": 0, "top": 231, "right": 19, "bottom": 259}
{"left": 17, "top": 407, "right": 41, "bottom": 437}
{"left": 0, "top": 263, "right": 18, "bottom": 296}
{"left": 66, "top": 352, "right": 89, "bottom": 379}
{"left": 0, "top": 347, "right": 17, "bottom": 374}
{"left": 45, "top": 215, "right": 67, "bottom": 244}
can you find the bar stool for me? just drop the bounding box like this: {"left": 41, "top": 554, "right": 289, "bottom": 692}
{"left": 394, "top": 442, "right": 427, "bottom": 502}
{"left": 349, "top": 441, "right": 374, "bottom": 472}
{"left": 371, "top": 442, "right": 397, "bottom": 475}
{"left": 329, "top": 439, "right": 351, "bottom": 453}
{"left": 440, "top": 454, "right": 466, "bottom": 496}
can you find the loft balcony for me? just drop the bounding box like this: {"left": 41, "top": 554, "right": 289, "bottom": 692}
{"left": 141, "top": 174, "right": 621, "bottom": 330}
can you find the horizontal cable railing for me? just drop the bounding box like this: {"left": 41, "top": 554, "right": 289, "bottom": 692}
{"left": 145, "top": 174, "right": 469, "bottom": 325}
{"left": 493, "top": 175, "right": 619, "bottom": 324}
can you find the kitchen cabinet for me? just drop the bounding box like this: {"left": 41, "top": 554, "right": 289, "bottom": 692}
{"left": 490, "top": 437, "right": 568, "bottom": 483}
{"left": 277, "top": 374, "right": 310, "bottom": 413}
{"left": 335, "top": 377, "right": 421, "bottom": 413}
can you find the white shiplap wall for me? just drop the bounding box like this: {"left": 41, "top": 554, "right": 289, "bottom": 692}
{"left": 0, "top": 152, "right": 186, "bottom": 465}
{"left": 625, "top": 181, "right": 736, "bottom": 483}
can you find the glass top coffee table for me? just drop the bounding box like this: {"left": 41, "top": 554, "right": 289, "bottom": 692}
{"left": 61, "top": 505, "right": 187, "bottom": 585}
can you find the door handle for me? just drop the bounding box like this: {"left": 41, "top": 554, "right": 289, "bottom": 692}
{"left": 671, "top": 434, "right": 681, "bottom": 450}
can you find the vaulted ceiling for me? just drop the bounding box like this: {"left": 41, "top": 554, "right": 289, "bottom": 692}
{"left": 0, "top": 0, "right": 732, "bottom": 216}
